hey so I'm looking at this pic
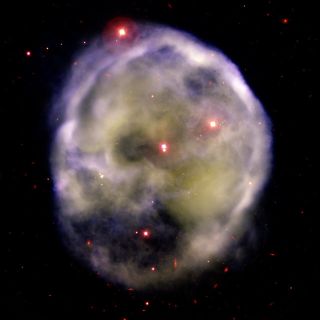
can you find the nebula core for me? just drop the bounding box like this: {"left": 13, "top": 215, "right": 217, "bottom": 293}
{"left": 51, "top": 23, "right": 272, "bottom": 288}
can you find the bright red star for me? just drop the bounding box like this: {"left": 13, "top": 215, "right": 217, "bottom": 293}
{"left": 161, "top": 143, "right": 167, "bottom": 152}
{"left": 142, "top": 229, "right": 151, "bottom": 238}
{"left": 208, "top": 119, "right": 220, "bottom": 129}
{"left": 281, "top": 18, "right": 289, "bottom": 24}
{"left": 159, "top": 142, "right": 169, "bottom": 154}
{"left": 209, "top": 120, "right": 217, "bottom": 128}
{"left": 25, "top": 50, "right": 32, "bottom": 57}
{"left": 118, "top": 27, "right": 127, "bottom": 37}
{"left": 103, "top": 17, "right": 137, "bottom": 44}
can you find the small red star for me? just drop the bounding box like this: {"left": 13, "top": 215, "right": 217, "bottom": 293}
{"left": 86, "top": 239, "right": 93, "bottom": 247}
{"left": 142, "top": 229, "right": 151, "bottom": 238}
{"left": 173, "top": 258, "right": 177, "bottom": 270}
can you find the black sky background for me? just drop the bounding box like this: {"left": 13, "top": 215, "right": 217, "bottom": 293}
{"left": 2, "top": 1, "right": 317, "bottom": 319}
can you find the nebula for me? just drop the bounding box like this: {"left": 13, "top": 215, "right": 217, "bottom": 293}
{"left": 51, "top": 23, "right": 272, "bottom": 288}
